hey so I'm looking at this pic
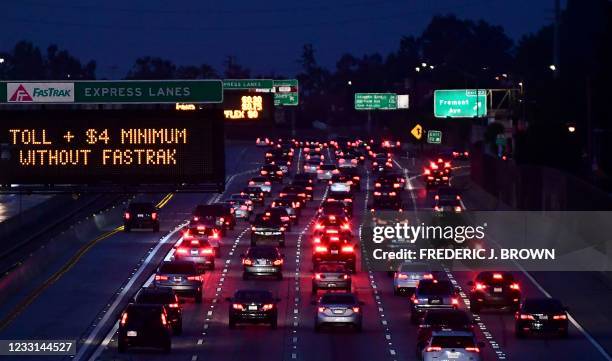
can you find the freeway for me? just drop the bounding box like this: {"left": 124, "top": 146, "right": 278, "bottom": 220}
{"left": 0, "top": 140, "right": 610, "bottom": 361}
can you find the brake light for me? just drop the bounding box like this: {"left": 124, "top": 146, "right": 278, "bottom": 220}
{"left": 341, "top": 223, "right": 350, "bottom": 230}
{"left": 313, "top": 237, "right": 321, "bottom": 244}
{"left": 249, "top": 181, "right": 255, "bottom": 185}
{"left": 201, "top": 248, "right": 214, "bottom": 255}
{"left": 315, "top": 246, "right": 328, "bottom": 253}
{"left": 393, "top": 183, "right": 400, "bottom": 188}
{"left": 430, "top": 162, "right": 438, "bottom": 169}
{"left": 187, "top": 275, "right": 202, "bottom": 281}
{"left": 411, "top": 296, "right": 419, "bottom": 304}
{"left": 493, "top": 273, "right": 503, "bottom": 279}
{"left": 329, "top": 215, "right": 336, "bottom": 221}
{"left": 317, "top": 169, "right": 323, "bottom": 173}
{"left": 424, "top": 169, "right": 431, "bottom": 175}
{"left": 341, "top": 245, "right": 354, "bottom": 253}
{"left": 452, "top": 298, "right": 459, "bottom": 305}
{"left": 397, "top": 274, "right": 408, "bottom": 280}
{"left": 151, "top": 212, "right": 157, "bottom": 220}
{"left": 219, "top": 217, "right": 225, "bottom": 223}
{"left": 243, "top": 258, "right": 253, "bottom": 265}
{"left": 193, "top": 216, "right": 199, "bottom": 222}
{"left": 280, "top": 227, "right": 286, "bottom": 232}
{"left": 261, "top": 170, "right": 268, "bottom": 175}
{"left": 120, "top": 312, "right": 128, "bottom": 326}
{"left": 161, "top": 313, "right": 167, "bottom": 326}
{"left": 475, "top": 282, "right": 487, "bottom": 290}
{"left": 262, "top": 304, "right": 274, "bottom": 311}
{"left": 344, "top": 198, "right": 352, "bottom": 202}
{"left": 423, "top": 273, "right": 434, "bottom": 279}
{"left": 519, "top": 314, "right": 535, "bottom": 320}
{"left": 315, "top": 223, "right": 323, "bottom": 229}
{"left": 434, "top": 206, "right": 441, "bottom": 212}
{"left": 374, "top": 191, "right": 381, "bottom": 196}
{"left": 553, "top": 314, "right": 567, "bottom": 320}
{"left": 343, "top": 274, "right": 350, "bottom": 280}
{"left": 444, "top": 162, "right": 451, "bottom": 168}
{"left": 273, "top": 259, "right": 283, "bottom": 266}
{"left": 352, "top": 307, "right": 360, "bottom": 313}
{"left": 155, "top": 275, "right": 168, "bottom": 281}
{"left": 454, "top": 206, "right": 462, "bottom": 212}
{"left": 434, "top": 195, "right": 439, "bottom": 200}
{"left": 168, "top": 303, "right": 179, "bottom": 308}
{"left": 124, "top": 212, "right": 130, "bottom": 220}
{"left": 389, "top": 192, "right": 397, "bottom": 196}
{"left": 265, "top": 181, "right": 271, "bottom": 185}
{"left": 426, "top": 346, "right": 441, "bottom": 352}
{"left": 233, "top": 303, "right": 244, "bottom": 310}
{"left": 318, "top": 307, "right": 325, "bottom": 312}
{"left": 176, "top": 247, "right": 189, "bottom": 255}
{"left": 375, "top": 182, "right": 381, "bottom": 187}
{"left": 510, "top": 283, "right": 520, "bottom": 290}
{"left": 465, "top": 347, "right": 480, "bottom": 353}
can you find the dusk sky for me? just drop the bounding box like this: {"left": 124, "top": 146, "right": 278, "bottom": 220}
{"left": 0, "top": 0, "right": 562, "bottom": 78}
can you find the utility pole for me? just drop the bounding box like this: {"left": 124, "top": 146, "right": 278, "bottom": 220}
{"left": 553, "top": 0, "right": 561, "bottom": 78}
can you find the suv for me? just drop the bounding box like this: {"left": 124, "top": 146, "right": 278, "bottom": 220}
{"left": 153, "top": 261, "right": 203, "bottom": 303}
{"left": 468, "top": 271, "right": 521, "bottom": 313}
{"left": 515, "top": 298, "right": 568, "bottom": 338}
{"left": 227, "top": 289, "right": 280, "bottom": 329}
{"left": 118, "top": 304, "right": 172, "bottom": 353}
{"left": 421, "top": 330, "right": 483, "bottom": 361}
{"left": 312, "top": 262, "right": 351, "bottom": 294}
{"left": 393, "top": 262, "right": 434, "bottom": 295}
{"left": 416, "top": 309, "right": 475, "bottom": 354}
{"left": 124, "top": 202, "right": 159, "bottom": 232}
{"left": 312, "top": 234, "right": 356, "bottom": 273}
{"left": 250, "top": 213, "right": 286, "bottom": 247}
{"left": 133, "top": 287, "right": 182, "bottom": 335}
{"left": 173, "top": 236, "right": 215, "bottom": 270}
{"left": 241, "top": 246, "right": 284, "bottom": 280}
{"left": 410, "top": 279, "right": 458, "bottom": 324}
{"left": 190, "top": 204, "right": 235, "bottom": 236}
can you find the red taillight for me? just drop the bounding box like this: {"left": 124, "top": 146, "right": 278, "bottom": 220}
{"left": 343, "top": 274, "right": 350, "bottom": 280}
{"left": 465, "top": 347, "right": 480, "bottom": 353}
{"left": 317, "top": 169, "right": 323, "bottom": 173}
{"left": 315, "top": 273, "right": 322, "bottom": 280}
{"left": 454, "top": 206, "right": 462, "bottom": 212}
{"left": 411, "top": 296, "right": 419, "bottom": 304}
{"left": 341, "top": 245, "right": 354, "bottom": 253}
{"left": 313, "top": 237, "right": 321, "bottom": 244}
{"left": 187, "top": 275, "right": 202, "bottom": 281}
{"left": 262, "top": 304, "right": 274, "bottom": 311}
{"left": 341, "top": 223, "right": 350, "bottom": 230}
{"left": 265, "top": 181, "right": 271, "bottom": 185}
{"left": 315, "top": 223, "right": 323, "bottom": 229}
{"left": 424, "top": 169, "right": 431, "bottom": 175}
{"left": 120, "top": 312, "right": 128, "bottom": 326}
{"left": 493, "top": 273, "right": 503, "bottom": 279}
{"left": 193, "top": 216, "right": 199, "bottom": 222}
{"left": 375, "top": 182, "right": 381, "bottom": 187}
{"left": 519, "top": 314, "right": 535, "bottom": 320}
{"left": 434, "top": 195, "right": 440, "bottom": 200}
{"left": 374, "top": 191, "right": 381, "bottom": 196}
{"left": 315, "top": 246, "right": 328, "bottom": 253}
{"left": 161, "top": 313, "right": 167, "bottom": 326}
{"left": 155, "top": 275, "right": 168, "bottom": 281}
{"left": 397, "top": 274, "right": 408, "bottom": 280}
{"left": 273, "top": 259, "right": 283, "bottom": 266}
{"left": 426, "top": 346, "right": 441, "bottom": 352}
{"left": 352, "top": 307, "right": 360, "bottom": 313}
{"left": 176, "top": 247, "right": 189, "bottom": 255}
{"left": 201, "top": 248, "right": 214, "bottom": 255}
{"left": 452, "top": 298, "right": 459, "bottom": 305}
{"left": 423, "top": 273, "right": 434, "bottom": 279}
{"left": 233, "top": 303, "right": 244, "bottom": 310}
{"left": 318, "top": 307, "right": 325, "bottom": 312}
{"left": 444, "top": 162, "right": 451, "bottom": 168}
{"left": 168, "top": 303, "right": 179, "bottom": 308}
{"left": 124, "top": 212, "right": 130, "bottom": 220}
{"left": 510, "top": 283, "right": 520, "bottom": 290}
{"left": 475, "top": 282, "right": 487, "bottom": 290}
{"left": 249, "top": 181, "right": 255, "bottom": 185}
{"left": 553, "top": 314, "right": 567, "bottom": 320}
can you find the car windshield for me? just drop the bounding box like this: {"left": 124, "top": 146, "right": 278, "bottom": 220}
{"left": 321, "top": 294, "right": 356, "bottom": 305}
{"left": 418, "top": 281, "right": 453, "bottom": 295}
{"left": 523, "top": 299, "right": 564, "bottom": 313}
{"left": 431, "top": 336, "right": 475, "bottom": 348}
{"left": 234, "top": 290, "right": 273, "bottom": 302}
{"left": 158, "top": 262, "right": 196, "bottom": 275}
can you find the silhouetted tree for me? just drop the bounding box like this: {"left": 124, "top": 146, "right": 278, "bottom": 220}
{"left": 126, "top": 56, "right": 175, "bottom": 79}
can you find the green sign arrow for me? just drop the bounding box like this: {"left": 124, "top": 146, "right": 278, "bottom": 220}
{"left": 434, "top": 89, "right": 487, "bottom": 118}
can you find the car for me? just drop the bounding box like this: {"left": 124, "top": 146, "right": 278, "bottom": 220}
{"left": 270, "top": 199, "right": 299, "bottom": 224}
{"left": 515, "top": 298, "right": 569, "bottom": 338}
{"left": 304, "top": 159, "right": 322, "bottom": 174}
{"left": 227, "top": 289, "right": 280, "bottom": 329}
{"left": 329, "top": 174, "right": 354, "bottom": 193}
{"left": 279, "top": 185, "right": 309, "bottom": 204}
{"left": 182, "top": 226, "right": 221, "bottom": 257}
{"left": 242, "top": 187, "right": 265, "bottom": 205}
{"left": 306, "top": 153, "right": 324, "bottom": 164}
{"left": 421, "top": 330, "right": 484, "bottom": 361}
{"left": 241, "top": 246, "right": 284, "bottom": 280}
{"left": 468, "top": 272, "right": 521, "bottom": 313}
{"left": 371, "top": 154, "right": 392, "bottom": 172}
{"left": 324, "top": 192, "right": 354, "bottom": 216}
{"left": 434, "top": 198, "right": 463, "bottom": 213}
{"left": 278, "top": 194, "right": 304, "bottom": 214}
{"left": 124, "top": 202, "right": 159, "bottom": 232}
{"left": 315, "top": 293, "right": 363, "bottom": 332}
{"left": 118, "top": 304, "right": 172, "bottom": 353}
{"left": 312, "top": 262, "right": 351, "bottom": 294}
{"left": 339, "top": 167, "right": 361, "bottom": 190}
{"left": 393, "top": 262, "right": 434, "bottom": 295}
{"left": 290, "top": 179, "right": 314, "bottom": 200}
{"left": 293, "top": 173, "right": 315, "bottom": 185}
{"left": 381, "top": 139, "right": 401, "bottom": 151}
{"left": 374, "top": 173, "right": 404, "bottom": 190}
{"left": 190, "top": 204, "right": 235, "bottom": 235}
{"left": 173, "top": 236, "right": 215, "bottom": 270}
{"left": 133, "top": 287, "right": 182, "bottom": 335}
{"left": 267, "top": 155, "right": 292, "bottom": 173}
{"left": 416, "top": 309, "right": 475, "bottom": 354}
{"left": 372, "top": 185, "right": 401, "bottom": 209}
{"left": 260, "top": 164, "right": 284, "bottom": 182}
{"left": 250, "top": 213, "right": 286, "bottom": 247}
{"left": 256, "top": 137, "right": 271, "bottom": 147}
{"left": 264, "top": 207, "right": 293, "bottom": 231}
{"left": 248, "top": 177, "right": 272, "bottom": 194}
{"left": 410, "top": 279, "right": 459, "bottom": 324}
{"left": 222, "top": 198, "right": 252, "bottom": 219}
{"left": 312, "top": 234, "right": 356, "bottom": 272}
{"left": 153, "top": 261, "right": 203, "bottom": 303}
{"left": 317, "top": 164, "right": 339, "bottom": 181}
{"left": 452, "top": 150, "right": 470, "bottom": 160}
{"left": 337, "top": 154, "right": 358, "bottom": 168}
{"left": 434, "top": 187, "right": 461, "bottom": 202}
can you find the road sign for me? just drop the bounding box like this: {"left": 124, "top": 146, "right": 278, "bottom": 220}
{"left": 496, "top": 134, "right": 507, "bottom": 146}
{"left": 273, "top": 79, "right": 299, "bottom": 106}
{"left": 434, "top": 89, "right": 487, "bottom": 118}
{"left": 397, "top": 94, "right": 409, "bottom": 109}
{"left": 411, "top": 124, "right": 423, "bottom": 140}
{"left": 427, "top": 130, "right": 442, "bottom": 144}
{"left": 355, "top": 93, "right": 397, "bottom": 110}
{"left": 0, "top": 109, "right": 225, "bottom": 188}
{"left": 2, "top": 80, "right": 224, "bottom": 104}
{"left": 223, "top": 79, "right": 273, "bottom": 90}
{"left": 223, "top": 92, "right": 273, "bottom": 121}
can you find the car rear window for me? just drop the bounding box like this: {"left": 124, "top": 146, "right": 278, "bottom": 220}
{"left": 321, "top": 294, "right": 356, "bottom": 305}
{"left": 431, "top": 336, "right": 475, "bottom": 348}
{"left": 234, "top": 290, "right": 273, "bottom": 302}
{"left": 418, "top": 281, "right": 454, "bottom": 295}
{"left": 320, "top": 165, "right": 336, "bottom": 170}
{"left": 316, "top": 263, "right": 347, "bottom": 273}
{"left": 159, "top": 262, "right": 196, "bottom": 274}
{"left": 399, "top": 263, "right": 430, "bottom": 273}
{"left": 247, "top": 247, "right": 278, "bottom": 258}
{"left": 128, "top": 203, "right": 155, "bottom": 212}
{"left": 136, "top": 291, "right": 176, "bottom": 305}
{"left": 125, "top": 305, "right": 163, "bottom": 327}
{"left": 523, "top": 299, "right": 563, "bottom": 313}
{"left": 424, "top": 311, "right": 471, "bottom": 326}
{"left": 194, "top": 205, "right": 222, "bottom": 216}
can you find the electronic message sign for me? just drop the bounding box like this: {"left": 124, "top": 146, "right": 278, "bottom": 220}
{"left": 0, "top": 110, "right": 225, "bottom": 190}
{"left": 222, "top": 92, "right": 273, "bottom": 122}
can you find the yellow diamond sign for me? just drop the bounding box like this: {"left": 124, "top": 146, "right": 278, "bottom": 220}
{"left": 411, "top": 124, "right": 423, "bottom": 140}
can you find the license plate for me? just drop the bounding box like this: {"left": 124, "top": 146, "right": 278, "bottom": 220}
{"left": 332, "top": 309, "right": 344, "bottom": 314}
{"left": 430, "top": 299, "right": 441, "bottom": 304}
{"left": 539, "top": 315, "right": 548, "bottom": 320}
{"left": 447, "top": 351, "right": 460, "bottom": 359}
{"left": 137, "top": 214, "right": 144, "bottom": 218}
{"left": 173, "top": 277, "right": 182, "bottom": 282}
{"left": 494, "top": 287, "right": 503, "bottom": 293}
{"left": 127, "top": 331, "right": 137, "bottom": 337}
{"left": 327, "top": 283, "right": 336, "bottom": 288}
{"left": 248, "top": 305, "right": 258, "bottom": 311}
{"left": 191, "top": 250, "right": 199, "bottom": 256}
{"left": 263, "top": 232, "right": 273, "bottom": 235}
{"left": 331, "top": 250, "right": 339, "bottom": 255}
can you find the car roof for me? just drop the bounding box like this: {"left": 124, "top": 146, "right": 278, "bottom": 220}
{"left": 431, "top": 330, "right": 475, "bottom": 337}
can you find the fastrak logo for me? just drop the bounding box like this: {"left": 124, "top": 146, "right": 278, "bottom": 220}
{"left": 7, "top": 83, "right": 75, "bottom": 103}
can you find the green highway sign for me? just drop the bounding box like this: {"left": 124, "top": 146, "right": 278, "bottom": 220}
{"left": 273, "top": 79, "right": 299, "bottom": 106}
{"left": 354, "top": 93, "right": 397, "bottom": 110}
{"left": 2, "top": 80, "right": 223, "bottom": 104}
{"left": 434, "top": 89, "right": 487, "bottom": 118}
{"left": 427, "top": 130, "right": 442, "bottom": 144}
{"left": 223, "top": 79, "right": 274, "bottom": 90}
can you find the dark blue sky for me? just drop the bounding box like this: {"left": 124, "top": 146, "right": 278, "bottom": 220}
{"left": 0, "top": 0, "right": 562, "bottom": 78}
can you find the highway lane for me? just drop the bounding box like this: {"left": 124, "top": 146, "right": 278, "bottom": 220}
{"left": 0, "top": 142, "right": 261, "bottom": 361}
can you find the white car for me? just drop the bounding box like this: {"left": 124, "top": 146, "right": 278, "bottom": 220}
{"left": 317, "top": 164, "right": 338, "bottom": 181}
{"left": 393, "top": 262, "right": 433, "bottom": 295}
{"left": 248, "top": 177, "right": 272, "bottom": 194}
{"left": 304, "top": 160, "right": 321, "bottom": 174}
{"left": 422, "top": 331, "right": 483, "bottom": 361}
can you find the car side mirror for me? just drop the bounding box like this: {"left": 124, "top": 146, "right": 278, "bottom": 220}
{"left": 467, "top": 281, "right": 474, "bottom": 286}
{"left": 478, "top": 341, "right": 486, "bottom": 349}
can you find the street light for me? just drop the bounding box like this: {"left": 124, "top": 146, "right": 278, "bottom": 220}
{"left": 415, "top": 66, "right": 420, "bottom": 72}
{"left": 347, "top": 80, "right": 352, "bottom": 85}
{"left": 429, "top": 65, "right": 434, "bottom": 69}
{"left": 549, "top": 64, "right": 557, "bottom": 71}
{"left": 0, "top": 58, "right": 4, "bottom": 64}
{"left": 421, "top": 62, "right": 427, "bottom": 67}
{"left": 568, "top": 125, "right": 576, "bottom": 133}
